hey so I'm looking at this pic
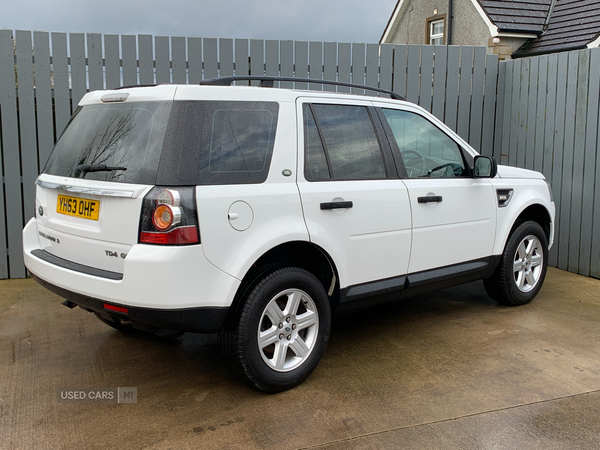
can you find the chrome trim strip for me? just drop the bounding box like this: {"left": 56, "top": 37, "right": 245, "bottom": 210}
{"left": 36, "top": 179, "right": 134, "bottom": 198}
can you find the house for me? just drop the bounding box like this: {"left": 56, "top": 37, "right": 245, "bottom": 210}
{"left": 380, "top": 0, "right": 600, "bottom": 59}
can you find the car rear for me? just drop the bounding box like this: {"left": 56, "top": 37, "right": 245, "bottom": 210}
{"left": 23, "top": 86, "right": 241, "bottom": 333}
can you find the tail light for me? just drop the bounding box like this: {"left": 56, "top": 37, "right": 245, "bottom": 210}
{"left": 139, "top": 187, "right": 200, "bottom": 245}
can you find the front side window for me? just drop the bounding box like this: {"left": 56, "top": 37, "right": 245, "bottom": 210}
{"left": 304, "top": 104, "right": 387, "bottom": 181}
{"left": 382, "top": 109, "right": 467, "bottom": 178}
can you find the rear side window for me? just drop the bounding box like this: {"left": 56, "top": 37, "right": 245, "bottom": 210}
{"left": 44, "top": 102, "right": 172, "bottom": 185}
{"left": 161, "top": 101, "right": 279, "bottom": 185}
{"left": 303, "top": 104, "right": 387, "bottom": 181}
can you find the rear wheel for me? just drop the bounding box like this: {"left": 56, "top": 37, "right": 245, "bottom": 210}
{"left": 220, "top": 267, "right": 331, "bottom": 392}
{"left": 484, "top": 221, "right": 548, "bottom": 306}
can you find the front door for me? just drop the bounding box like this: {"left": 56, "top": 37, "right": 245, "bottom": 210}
{"left": 378, "top": 106, "right": 496, "bottom": 274}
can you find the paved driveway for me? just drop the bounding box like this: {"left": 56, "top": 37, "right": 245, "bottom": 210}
{"left": 1, "top": 267, "right": 599, "bottom": 449}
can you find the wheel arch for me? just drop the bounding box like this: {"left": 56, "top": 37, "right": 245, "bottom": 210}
{"left": 228, "top": 241, "right": 341, "bottom": 318}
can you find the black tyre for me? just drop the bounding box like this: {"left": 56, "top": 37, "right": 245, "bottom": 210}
{"left": 484, "top": 220, "right": 548, "bottom": 306}
{"left": 220, "top": 267, "right": 331, "bottom": 393}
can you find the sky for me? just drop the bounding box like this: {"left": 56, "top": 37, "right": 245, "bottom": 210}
{"left": 3, "top": 0, "right": 397, "bottom": 44}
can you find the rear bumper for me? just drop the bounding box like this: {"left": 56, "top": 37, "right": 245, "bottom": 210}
{"left": 23, "top": 218, "right": 241, "bottom": 309}
{"left": 32, "top": 273, "right": 229, "bottom": 333}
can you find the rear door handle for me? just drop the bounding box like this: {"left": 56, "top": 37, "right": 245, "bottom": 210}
{"left": 417, "top": 196, "right": 443, "bottom": 203}
{"left": 320, "top": 201, "right": 353, "bottom": 210}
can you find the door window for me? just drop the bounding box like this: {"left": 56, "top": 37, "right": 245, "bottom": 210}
{"left": 304, "top": 104, "right": 387, "bottom": 181}
{"left": 382, "top": 109, "right": 467, "bottom": 178}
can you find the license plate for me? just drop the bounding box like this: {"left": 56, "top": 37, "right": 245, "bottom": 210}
{"left": 56, "top": 195, "right": 100, "bottom": 220}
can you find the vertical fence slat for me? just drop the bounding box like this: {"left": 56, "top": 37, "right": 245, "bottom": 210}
{"left": 234, "top": 39, "right": 248, "bottom": 84}
{"left": 432, "top": 46, "right": 448, "bottom": 121}
{"left": 392, "top": 44, "right": 407, "bottom": 98}
{"left": 557, "top": 52, "right": 579, "bottom": 270}
{"left": 457, "top": 46, "right": 474, "bottom": 142}
{"left": 87, "top": 33, "right": 103, "bottom": 90}
{"left": 138, "top": 35, "right": 154, "bottom": 85}
{"left": 516, "top": 59, "right": 530, "bottom": 169}
{"left": 508, "top": 59, "right": 521, "bottom": 167}
{"left": 51, "top": 33, "right": 71, "bottom": 136}
{"left": 309, "top": 41, "right": 323, "bottom": 90}
{"left": 567, "top": 50, "right": 590, "bottom": 273}
{"left": 15, "top": 30, "right": 38, "bottom": 227}
{"left": 188, "top": 37, "right": 202, "bottom": 84}
{"left": 366, "top": 43, "right": 379, "bottom": 96}
{"left": 379, "top": 44, "right": 393, "bottom": 92}
{"left": 550, "top": 52, "right": 569, "bottom": 267}
{"left": 121, "top": 35, "right": 137, "bottom": 86}
{"left": 295, "top": 41, "right": 309, "bottom": 90}
{"left": 250, "top": 39, "right": 264, "bottom": 86}
{"left": 204, "top": 38, "right": 218, "bottom": 79}
{"left": 338, "top": 43, "right": 351, "bottom": 93}
{"left": 543, "top": 54, "right": 558, "bottom": 181}
{"left": 534, "top": 55, "right": 548, "bottom": 173}
{"left": 406, "top": 45, "right": 420, "bottom": 104}
{"left": 33, "top": 32, "right": 54, "bottom": 168}
{"left": 70, "top": 33, "right": 87, "bottom": 109}
{"left": 492, "top": 60, "right": 506, "bottom": 162}
{"left": 481, "top": 54, "right": 498, "bottom": 157}
{"left": 104, "top": 35, "right": 121, "bottom": 89}
{"left": 469, "top": 46, "right": 486, "bottom": 151}
{"left": 419, "top": 45, "right": 434, "bottom": 112}
{"left": 0, "top": 30, "right": 25, "bottom": 278}
{"left": 171, "top": 37, "right": 186, "bottom": 83}
{"left": 323, "top": 42, "right": 337, "bottom": 92}
{"left": 445, "top": 46, "right": 460, "bottom": 132}
{"left": 591, "top": 51, "right": 600, "bottom": 277}
{"left": 265, "top": 40, "right": 279, "bottom": 85}
{"left": 581, "top": 49, "right": 600, "bottom": 276}
{"left": 525, "top": 57, "right": 538, "bottom": 170}
{"left": 280, "top": 40, "right": 293, "bottom": 89}
{"left": 155, "top": 36, "right": 170, "bottom": 84}
{"left": 219, "top": 38, "right": 234, "bottom": 78}
{"left": 351, "top": 43, "right": 366, "bottom": 95}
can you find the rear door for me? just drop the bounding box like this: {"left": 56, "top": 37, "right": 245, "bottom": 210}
{"left": 296, "top": 98, "right": 412, "bottom": 290}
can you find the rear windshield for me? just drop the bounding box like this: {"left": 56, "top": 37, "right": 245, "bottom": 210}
{"left": 44, "top": 102, "right": 172, "bottom": 185}
{"left": 44, "top": 100, "right": 279, "bottom": 186}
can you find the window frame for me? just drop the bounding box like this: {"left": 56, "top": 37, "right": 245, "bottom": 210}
{"left": 426, "top": 14, "right": 446, "bottom": 46}
{"left": 301, "top": 102, "right": 398, "bottom": 182}
{"left": 375, "top": 106, "right": 475, "bottom": 179}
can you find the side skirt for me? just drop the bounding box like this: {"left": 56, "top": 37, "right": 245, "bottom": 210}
{"left": 336, "top": 256, "right": 501, "bottom": 314}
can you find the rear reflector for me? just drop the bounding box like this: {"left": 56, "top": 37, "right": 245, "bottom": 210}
{"left": 103, "top": 303, "right": 129, "bottom": 314}
{"left": 140, "top": 225, "right": 199, "bottom": 245}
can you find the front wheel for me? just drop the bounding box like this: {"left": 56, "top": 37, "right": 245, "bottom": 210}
{"left": 220, "top": 267, "right": 331, "bottom": 392}
{"left": 484, "top": 221, "right": 548, "bottom": 306}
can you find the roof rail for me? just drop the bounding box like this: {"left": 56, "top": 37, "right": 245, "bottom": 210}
{"left": 200, "top": 76, "right": 405, "bottom": 101}
{"left": 114, "top": 84, "right": 158, "bottom": 90}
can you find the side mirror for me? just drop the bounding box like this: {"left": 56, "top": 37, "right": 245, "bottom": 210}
{"left": 473, "top": 155, "right": 497, "bottom": 178}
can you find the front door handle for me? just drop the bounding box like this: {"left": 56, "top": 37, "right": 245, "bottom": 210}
{"left": 418, "top": 196, "right": 443, "bottom": 203}
{"left": 320, "top": 201, "right": 353, "bottom": 210}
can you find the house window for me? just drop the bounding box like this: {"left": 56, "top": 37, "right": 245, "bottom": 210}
{"left": 426, "top": 15, "right": 446, "bottom": 45}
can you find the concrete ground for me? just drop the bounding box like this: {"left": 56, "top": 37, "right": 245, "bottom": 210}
{"left": 1, "top": 267, "right": 600, "bottom": 449}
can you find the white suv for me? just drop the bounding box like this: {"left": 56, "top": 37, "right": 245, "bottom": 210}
{"left": 23, "top": 77, "right": 555, "bottom": 392}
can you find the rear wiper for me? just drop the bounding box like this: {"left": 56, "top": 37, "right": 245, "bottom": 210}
{"left": 77, "top": 164, "right": 127, "bottom": 173}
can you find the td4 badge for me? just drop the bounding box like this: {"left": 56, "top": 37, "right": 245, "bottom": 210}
{"left": 105, "top": 250, "right": 127, "bottom": 259}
